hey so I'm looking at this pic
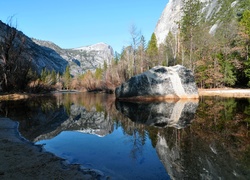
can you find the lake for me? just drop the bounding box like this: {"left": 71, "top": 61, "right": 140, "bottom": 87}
{"left": 0, "top": 92, "right": 250, "bottom": 179}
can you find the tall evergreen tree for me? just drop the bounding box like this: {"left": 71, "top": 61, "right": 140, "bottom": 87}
{"left": 63, "top": 65, "right": 71, "bottom": 90}
{"left": 240, "top": 10, "right": 250, "bottom": 86}
{"left": 180, "top": 0, "right": 203, "bottom": 71}
{"left": 129, "top": 24, "right": 141, "bottom": 75}
{"left": 165, "top": 32, "right": 178, "bottom": 66}
{"left": 147, "top": 33, "right": 158, "bottom": 67}
{"left": 138, "top": 35, "right": 147, "bottom": 72}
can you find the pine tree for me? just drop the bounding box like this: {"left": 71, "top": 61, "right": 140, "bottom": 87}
{"left": 40, "top": 68, "right": 48, "bottom": 82}
{"left": 51, "top": 70, "right": 57, "bottom": 85}
{"left": 165, "top": 32, "right": 178, "bottom": 66}
{"left": 138, "top": 35, "right": 147, "bottom": 72}
{"left": 63, "top": 65, "right": 71, "bottom": 90}
{"left": 240, "top": 10, "right": 250, "bottom": 86}
{"left": 147, "top": 33, "right": 158, "bottom": 67}
{"left": 180, "top": 0, "right": 203, "bottom": 71}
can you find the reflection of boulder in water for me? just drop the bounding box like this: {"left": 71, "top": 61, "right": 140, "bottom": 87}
{"left": 115, "top": 100, "right": 198, "bottom": 129}
{"left": 33, "top": 104, "right": 113, "bottom": 142}
{"left": 156, "top": 131, "right": 250, "bottom": 180}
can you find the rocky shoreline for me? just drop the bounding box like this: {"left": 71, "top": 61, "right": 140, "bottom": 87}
{"left": 0, "top": 118, "right": 104, "bottom": 180}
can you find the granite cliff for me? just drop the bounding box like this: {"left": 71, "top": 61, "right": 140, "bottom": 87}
{"left": 154, "top": 0, "right": 241, "bottom": 45}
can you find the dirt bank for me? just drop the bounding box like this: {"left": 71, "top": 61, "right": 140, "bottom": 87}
{"left": 0, "top": 118, "right": 104, "bottom": 180}
{"left": 198, "top": 88, "right": 250, "bottom": 98}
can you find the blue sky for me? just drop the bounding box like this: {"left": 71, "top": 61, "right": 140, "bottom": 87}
{"left": 1, "top": 0, "right": 168, "bottom": 52}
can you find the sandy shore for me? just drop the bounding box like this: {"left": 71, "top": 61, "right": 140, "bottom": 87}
{"left": 199, "top": 88, "right": 250, "bottom": 98}
{"left": 0, "top": 118, "right": 104, "bottom": 180}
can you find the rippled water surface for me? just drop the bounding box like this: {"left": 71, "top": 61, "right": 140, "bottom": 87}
{"left": 1, "top": 92, "right": 250, "bottom": 179}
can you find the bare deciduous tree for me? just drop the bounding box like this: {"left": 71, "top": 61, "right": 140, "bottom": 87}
{"left": 0, "top": 18, "right": 31, "bottom": 92}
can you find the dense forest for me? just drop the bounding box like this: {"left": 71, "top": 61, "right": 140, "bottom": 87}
{"left": 1, "top": 0, "right": 250, "bottom": 93}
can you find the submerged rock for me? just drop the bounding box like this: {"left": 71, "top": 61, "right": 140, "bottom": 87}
{"left": 115, "top": 65, "right": 199, "bottom": 100}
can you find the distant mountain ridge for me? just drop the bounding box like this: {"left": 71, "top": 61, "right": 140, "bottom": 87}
{"left": 0, "top": 20, "right": 114, "bottom": 76}
{"left": 33, "top": 39, "right": 114, "bottom": 76}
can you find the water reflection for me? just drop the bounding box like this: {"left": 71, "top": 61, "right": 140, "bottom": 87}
{"left": 0, "top": 94, "right": 250, "bottom": 179}
{"left": 116, "top": 99, "right": 198, "bottom": 129}
{"left": 155, "top": 97, "right": 250, "bottom": 179}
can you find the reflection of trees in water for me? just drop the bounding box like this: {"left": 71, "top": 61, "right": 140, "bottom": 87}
{"left": 0, "top": 95, "right": 59, "bottom": 120}
{"left": 156, "top": 97, "right": 250, "bottom": 179}
{"left": 122, "top": 122, "right": 147, "bottom": 161}
{"left": 198, "top": 97, "right": 250, "bottom": 163}
{"left": 2, "top": 94, "right": 250, "bottom": 178}
{"left": 195, "top": 97, "right": 250, "bottom": 147}
{"left": 0, "top": 95, "right": 66, "bottom": 140}
{"left": 54, "top": 92, "right": 115, "bottom": 115}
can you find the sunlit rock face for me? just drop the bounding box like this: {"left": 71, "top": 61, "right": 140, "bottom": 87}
{"left": 154, "top": 0, "right": 215, "bottom": 44}
{"left": 154, "top": 0, "right": 183, "bottom": 45}
{"left": 115, "top": 65, "right": 199, "bottom": 100}
{"left": 154, "top": 0, "right": 215, "bottom": 45}
{"left": 154, "top": 0, "right": 240, "bottom": 45}
{"left": 115, "top": 99, "right": 198, "bottom": 129}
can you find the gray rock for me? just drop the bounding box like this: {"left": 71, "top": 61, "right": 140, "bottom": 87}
{"left": 115, "top": 65, "right": 199, "bottom": 100}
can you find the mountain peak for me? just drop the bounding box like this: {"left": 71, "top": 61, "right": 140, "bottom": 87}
{"left": 73, "top": 42, "right": 113, "bottom": 52}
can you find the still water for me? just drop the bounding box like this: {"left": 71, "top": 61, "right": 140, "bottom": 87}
{"left": 0, "top": 92, "right": 250, "bottom": 179}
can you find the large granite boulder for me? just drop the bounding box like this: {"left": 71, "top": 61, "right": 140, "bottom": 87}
{"left": 115, "top": 65, "right": 199, "bottom": 100}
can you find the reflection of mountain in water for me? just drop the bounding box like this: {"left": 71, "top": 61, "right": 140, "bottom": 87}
{"left": 34, "top": 104, "right": 114, "bottom": 142}
{"left": 116, "top": 100, "right": 198, "bottom": 129}
{"left": 0, "top": 94, "right": 115, "bottom": 142}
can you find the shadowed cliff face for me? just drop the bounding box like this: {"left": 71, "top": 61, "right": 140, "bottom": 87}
{"left": 0, "top": 20, "right": 68, "bottom": 74}
{"left": 0, "top": 21, "right": 114, "bottom": 76}
{"left": 115, "top": 99, "right": 198, "bottom": 129}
